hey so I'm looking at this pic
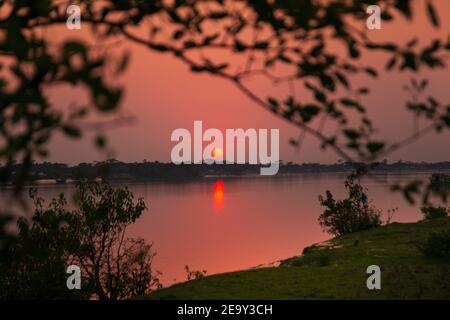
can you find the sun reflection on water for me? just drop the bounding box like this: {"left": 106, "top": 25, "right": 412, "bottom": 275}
{"left": 213, "top": 180, "right": 224, "bottom": 210}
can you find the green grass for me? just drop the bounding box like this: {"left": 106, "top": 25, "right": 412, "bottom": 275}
{"left": 142, "top": 217, "right": 450, "bottom": 299}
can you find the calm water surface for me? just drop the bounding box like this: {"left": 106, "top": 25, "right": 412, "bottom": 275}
{"left": 0, "top": 172, "right": 435, "bottom": 284}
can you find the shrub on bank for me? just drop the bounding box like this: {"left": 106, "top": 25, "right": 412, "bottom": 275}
{"left": 420, "top": 206, "right": 449, "bottom": 220}
{"left": 318, "top": 176, "right": 382, "bottom": 236}
{"left": 421, "top": 229, "right": 450, "bottom": 260}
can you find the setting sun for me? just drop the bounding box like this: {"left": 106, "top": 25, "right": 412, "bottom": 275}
{"left": 212, "top": 147, "right": 223, "bottom": 158}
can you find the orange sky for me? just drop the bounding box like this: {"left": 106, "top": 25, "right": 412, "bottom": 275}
{"left": 45, "top": 1, "right": 450, "bottom": 164}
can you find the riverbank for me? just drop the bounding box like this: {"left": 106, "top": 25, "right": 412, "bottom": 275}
{"left": 141, "top": 217, "right": 450, "bottom": 299}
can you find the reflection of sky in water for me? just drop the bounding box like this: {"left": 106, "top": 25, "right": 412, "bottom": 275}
{"left": 0, "top": 172, "right": 442, "bottom": 284}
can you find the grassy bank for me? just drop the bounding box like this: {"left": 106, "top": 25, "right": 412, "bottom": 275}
{"left": 142, "top": 217, "right": 450, "bottom": 299}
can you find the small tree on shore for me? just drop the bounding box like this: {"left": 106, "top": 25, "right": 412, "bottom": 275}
{"left": 66, "top": 182, "right": 161, "bottom": 299}
{"left": 0, "top": 182, "right": 161, "bottom": 300}
{"left": 318, "top": 176, "right": 382, "bottom": 236}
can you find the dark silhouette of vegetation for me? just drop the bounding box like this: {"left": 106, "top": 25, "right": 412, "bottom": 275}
{"left": 66, "top": 182, "right": 161, "bottom": 300}
{"left": 421, "top": 205, "right": 449, "bottom": 220}
{"left": 318, "top": 176, "right": 382, "bottom": 236}
{"left": 421, "top": 229, "right": 450, "bottom": 260}
{"left": 185, "top": 265, "right": 207, "bottom": 281}
{"left": 0, "top": 190, "right": 87, "bottom": 299}
{"left": 0, "top": 182, "right": 161, "bottom": 299}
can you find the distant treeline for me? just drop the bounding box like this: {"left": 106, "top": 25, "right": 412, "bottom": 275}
{"left": 2, "top": 160, "right": 450, "bottom": 184}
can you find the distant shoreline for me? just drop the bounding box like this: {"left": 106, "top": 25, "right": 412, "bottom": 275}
{"left": 1, "top": 168, "right": 448, "bottom": 189}
{"left": 2, "top": 160, "right": 450, "bottom": 187}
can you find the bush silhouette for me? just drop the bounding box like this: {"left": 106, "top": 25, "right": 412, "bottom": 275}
{"left": 318, "top": 176, "right": 382, "bottom": 236}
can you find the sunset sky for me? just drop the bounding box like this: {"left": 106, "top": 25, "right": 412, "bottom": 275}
{"left": 45, "top": 1, "right": 450, "bottom": 165}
